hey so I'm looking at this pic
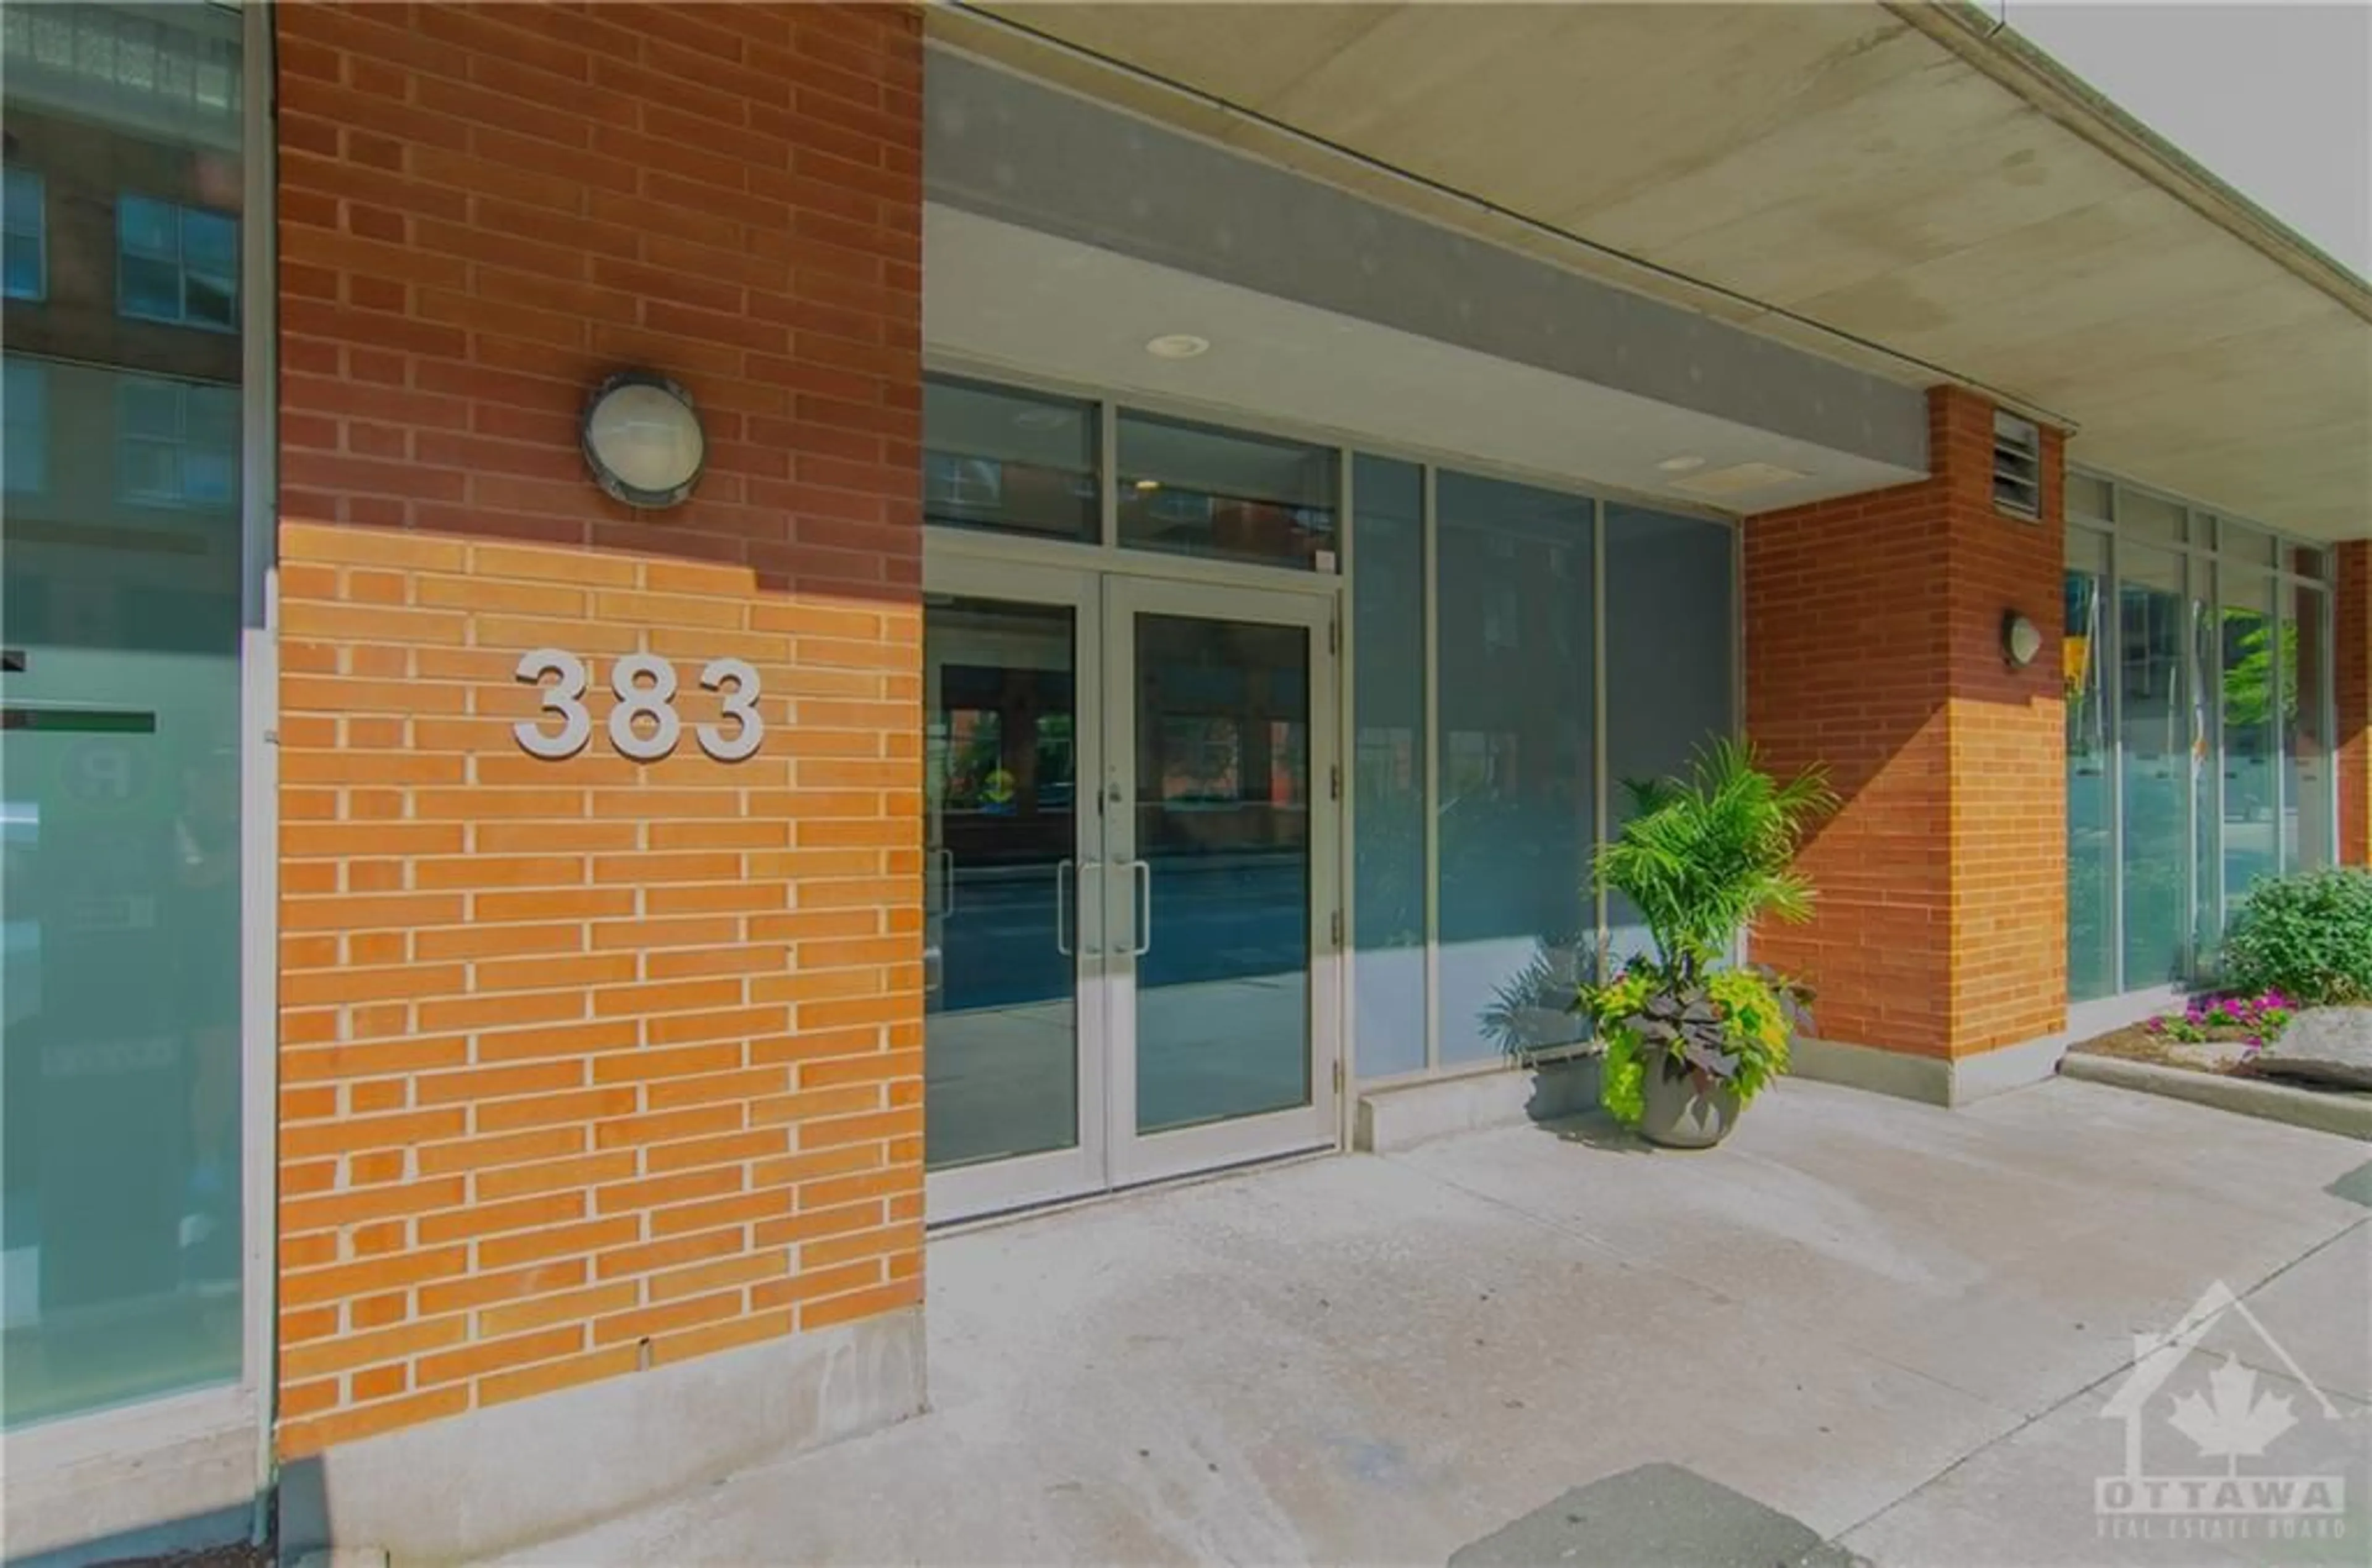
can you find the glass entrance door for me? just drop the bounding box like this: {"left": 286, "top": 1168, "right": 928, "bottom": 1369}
{"left": 923, "top": 563, "right": 1337, "bottom": 1222}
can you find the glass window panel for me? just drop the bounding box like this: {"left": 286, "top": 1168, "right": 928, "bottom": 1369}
{"left": 2117, "top": 543, "right": 2193, "bottom": 987}
{"left": 120, "top": 254, "right": 182, "bottom": 322}
{"left": 183, "top": 272, "right": 236, "bottom": 330}
{"left": 1, "top": 0, "right": 246, "bottom": 1428}
{"left": 2067, "top": 471, "right": 2112, "bottom": 524}
{"left": 1132, "top": 614, "right": 1311, "bottom": 1131}
{"left": 2119, "top": 488, "right": 2186, "bottom": 546}
{"left": 2290, "top": 545, "right": 2329, "bottom": 581}
{"left": 1117, "top": 411, "right": 1335, "bottom": 570}
{"left": 1604, "top": 505, "right": 1734, "bottom": 973}
{"left": 2065, "top": 560, "right": 2115, "bottom": 1000}
{"left": 1349, "top": 455, "right": 1426, "bottom": 1078}
{"left": 2217, "top": 569, "right": 2277, "bottom": 924}
{"left": 923, "top": 598, "right": 1081, "bottom": 1170}
{"left": 1435, "top": 472, "right": 1592, "bottom": 1065}
{"left": 180, "top": 207, "right": 236, "bottom": 272}
{"left": 2283, "top": 584, "right": 2332, "bottom": 873}
{"left": 2221, "top": 520, "right": 2277, "bottom": 568}
{"left": 920, "top": 376, "right": 1097, "bottom": 543}
{"left": 2, "top": 167, "right": 40, "bottom": 300}
{"left": 116, "top": 193, "right": 175, "bottom": 257}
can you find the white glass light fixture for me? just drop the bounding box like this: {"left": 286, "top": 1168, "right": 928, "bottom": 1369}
{"left": 2002, "top": 610, "right": 2043, "bottom": 669}
{"left": 581, "top": 369, "right": 704, "bottom": 509}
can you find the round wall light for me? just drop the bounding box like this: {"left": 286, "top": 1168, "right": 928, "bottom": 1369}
{"left": 2001, "top": 610, "right": 2043, "bottom": 669}
{"left": 581, "top": 370, "right": 705, "bottom": 509}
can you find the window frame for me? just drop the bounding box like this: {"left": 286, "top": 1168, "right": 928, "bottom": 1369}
{"left": 116, "top": 192, "right": 240, "bottom": 332}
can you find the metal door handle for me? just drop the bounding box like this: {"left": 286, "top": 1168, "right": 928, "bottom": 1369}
{"left": 935, "top": 847, "right": 956, "bottom": 916}
{"left": 1056, "top": 860, "right": 1100, "bottom": 956}
{"left": 1129, "top": 858, "right": 1152, "bottom": 957}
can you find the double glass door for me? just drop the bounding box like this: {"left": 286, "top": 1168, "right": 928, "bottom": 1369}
{"left": 923, "top": 560, "right": 1339, "bottom": 1222}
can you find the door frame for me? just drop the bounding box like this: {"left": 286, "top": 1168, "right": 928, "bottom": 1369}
{"left": 1098, "top": 574, "right": 1340, "bottom": 1190}
{"left": 919, "top": 546, "right": 1344, "bottom": 1223}
{"left": 920, "top": 553, "right": 1108, "bottom": 1225}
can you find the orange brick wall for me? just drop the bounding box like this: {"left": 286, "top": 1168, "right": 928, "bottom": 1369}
{"left": 2340, "top": 540, "right": 2371, "bottom": 867}
{"left": 1744, "top": 387, "right": 2067, "bottom": 1059}
{"left": 272, "top": 2, "right": 923, "bottom": 1457}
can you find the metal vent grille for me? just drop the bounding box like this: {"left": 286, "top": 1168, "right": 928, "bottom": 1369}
{"left": 1992, "top": 411, "right": 2040, "bottom": 521}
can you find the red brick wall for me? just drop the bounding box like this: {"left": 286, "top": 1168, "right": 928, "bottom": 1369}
{"left": 273, "top": 1, "right": 923, "bottom": 1457}
{"left": 1744, "top": 387, "right": 2067, "bottom": 1059}
{"left": 2339, "top": 540, "right": 2371, "bottom": 866}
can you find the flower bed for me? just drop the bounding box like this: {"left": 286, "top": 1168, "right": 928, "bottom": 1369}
{"left": 2071, "top": 990, "right": 2295, "bottom": 1076}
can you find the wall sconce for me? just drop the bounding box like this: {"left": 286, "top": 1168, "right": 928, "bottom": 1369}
{"left": 2001, "top": 610, "right": 2043, "bottom": 670}
{"left": 581, "top": 370, "right": 704, "bottom": 509}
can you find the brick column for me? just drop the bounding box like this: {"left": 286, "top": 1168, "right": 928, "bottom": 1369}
{"left": 271, "top": 2, "right": 923, "bottom": 1541}
{"left": 2339, "top": 540, "right": 2372, "bottom": 866}
{"left": 1743, "top": 387, "right": 2067, "bottom": 1094}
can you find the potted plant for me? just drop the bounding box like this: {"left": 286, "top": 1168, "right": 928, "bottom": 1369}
{"left": 1578, "top": 739, "right": 1833, "bottom": 1148}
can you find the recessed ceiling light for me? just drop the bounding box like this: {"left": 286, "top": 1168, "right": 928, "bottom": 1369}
{"left": 1144, "top": 333, "right": 1211, "bottom": 360}
{"left": 1133, "top": 478, "right": 1161, "bottom": 492}
{"left": 1657, "top": 455, "right": 1707, "bottom": 473}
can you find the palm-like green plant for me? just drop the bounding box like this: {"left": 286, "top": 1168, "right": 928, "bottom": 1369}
{"left": 1596, "top": 737, "right": 1835, "bottom": 985}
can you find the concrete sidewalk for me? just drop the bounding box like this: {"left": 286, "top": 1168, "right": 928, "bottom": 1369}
{"left": 495, "top": 1080, "right": 2371, "bottom": 1567}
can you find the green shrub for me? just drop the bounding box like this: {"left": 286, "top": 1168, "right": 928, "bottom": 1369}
{"left": 2219, "top": 869, "right": 2372, "bottom": 1006}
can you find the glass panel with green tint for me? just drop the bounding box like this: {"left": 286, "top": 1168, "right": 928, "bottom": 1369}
{"left": 1131, "top": 612, "right": 1313, "bottom": 1133}
{"left": 1, "top": 0, "right": 246, "bottom": 1427}
{"left": 1434, "top": 472, "right": 1593, "bottom": 1065}
{"left": 1349, "top": 455, "right": 1426, "bottom": 1078}
{"left": 922, "top": 598, "right": 1082, "bottom": 1171}
{"left": 1117, "top": 411, "right": 1337, "bottom": 571}
{"left": 922, "top": 376, "right": 1100, "bottom": 544}
{"left": 2116, "top": 543, "right": 2194, "bottom": 988}
{"left": 2217, "top": 569, "right": 2278, "bottom": 923}
{"left": 2064, "top": 532, "right": 2116, "bottom": 1002}
{"left": 2282, "top": 582, "right": 2332, "bottom": 873}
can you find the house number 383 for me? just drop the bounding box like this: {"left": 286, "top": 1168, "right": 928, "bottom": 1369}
{"left": 513, "top": 649, "right": 764, "bottom": 763}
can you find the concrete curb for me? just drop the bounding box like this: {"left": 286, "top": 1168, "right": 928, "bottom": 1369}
{"left": 2058, "top": 1052, "right": 2372, "bottom": 1141}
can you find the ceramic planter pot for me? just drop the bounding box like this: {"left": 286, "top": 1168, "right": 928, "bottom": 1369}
{"left": 1638, "top": 1062, "right": 1742, "bottom": 1149}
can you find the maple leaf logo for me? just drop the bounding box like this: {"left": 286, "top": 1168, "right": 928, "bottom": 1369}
{"left": 2166, "top": 1355, "right": 2297, "bottom": 1473}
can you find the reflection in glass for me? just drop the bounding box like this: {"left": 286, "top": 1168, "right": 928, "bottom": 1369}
{"left": 2218, "top": 570, "right": 2277, "bottom": 921}
{"left": 2, "top": 0, "right": 246, "bottom": 1426}
{"left": 1117, "top": 412, "right": 1335, "bottom": 570}
{"left": 2064, "top": 535, "right": 2116, "bottom": 1001}
{"left": 1605, "top": 506, "right": 1734, "bottom": 972}
{"left": 922, "top": 375, "right": 1098, "bottom": 543}
{"left": 1350, "top": 456, "right": 1426, "bottom": 1077}
{"left": 1133, "top": 614, "right": 1311, "bottom": 1131}
{"left": 2282, "top": 582, "right": 2331, "bottom": 873}
{"left": 2118, "top": 544, "right": 2193, "bottom": 987}
{"left": 1436, "top": 473, "right": 1592, "bottom": 1063}
{"left": 922, "top": 600, "right": 1080, "bottom": 1170}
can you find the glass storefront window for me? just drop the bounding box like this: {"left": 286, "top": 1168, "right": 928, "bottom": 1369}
{"left": 2216, "top": 568, "right": 2278, "bottom": 924}
{"left": 922, "top": 376, "right": 1099, "bottom": 543}
{"left": 1434, "top": 473, "right": 1592, "bottom": 1065}
{"left": 2116, "top": 543, "right": 2192, "bottom": 988}
{"left": 2, "top": 0, "right": 246, "bottom": 1427}
{"left": 1117, "top": 411, "right": 1336, "bottom": 570}
{"left": 2064, "top": 471, "right": 2343, "bottom": 999}
{"left": 2064, "top": 532, "right": 2115, "bottom": 1002}
{"left": 2282, "top": 582, "right": 2332, "bottom": 873}
{"left": 1349, "top": 456, "right": 1427, "bottom": 1078}
{"left": 1604, "top": 505, "right": 1735, "bottom": 971}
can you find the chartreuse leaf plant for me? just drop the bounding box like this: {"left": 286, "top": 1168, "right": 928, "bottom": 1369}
{"left": 1578, "top": 739, "right": 1834, "bottom": 1126}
